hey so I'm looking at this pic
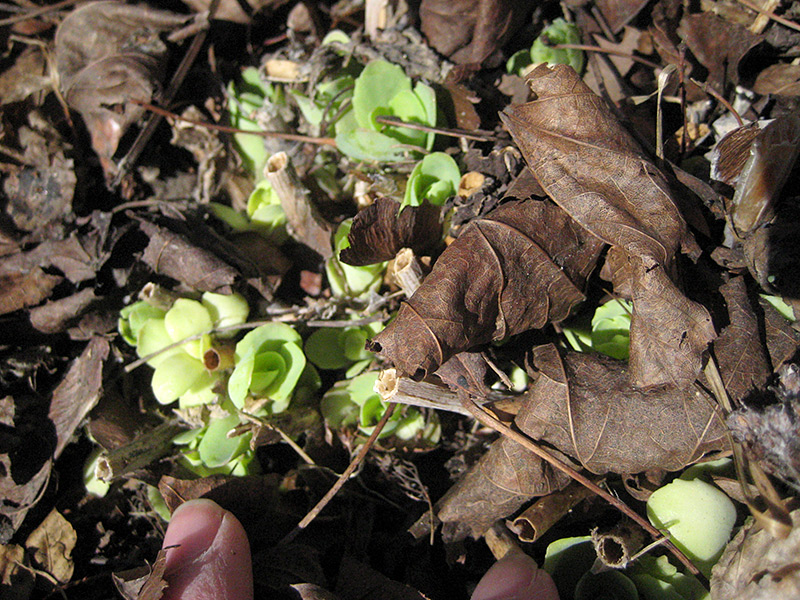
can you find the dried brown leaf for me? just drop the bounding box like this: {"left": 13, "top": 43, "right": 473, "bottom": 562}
{"left": 29, "top": 288, "right": 98, "bottom": 334}
{"left": 714, "top": 277, "right": 771, "bottom": 403}
{"left": 502, "top": 64, "right": 715, "bottom": 389}
{"left": 112, "top": 548, "right": 167, "bottom": 600}
{"left": 594, "top": 0, "right": 651, "bottom": 34}
{"left": 335, "top": 556, "right": 429, "bottom": 600}
{"left": 419, "top": 0, "right": 530, "bottom": 65}
{"left": 711, "top": 508, "right": 800, "bottom": 599}
{"left": 368, "top": 198, "right": 604, "bottom": 379}
{"left": 678, "top": 12, "right": 763, "bottom": 91}
{"left": 54, "top": 2, "right": 187, "bottom": 166}
{"left": 340, "top": 197, "right": 442, "bottom": 266}
{"left": 0, "top": 269, "right": 62, "bottom": 316}
{"left": 25, "top": 509, "right": 76, "bottom": 585}
{"left": 754, "top": 63, "right": 800, "bottom": 97}
{"left": 49, "top": 337, "right": 109, "bottom": 459}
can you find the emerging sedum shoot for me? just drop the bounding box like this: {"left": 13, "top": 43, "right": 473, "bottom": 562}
{"left": 507, "top": 18, "right": 585, "bottom": 76}
{"left": 326, "top": 219, "right": 386, "bottom": 298}
{"left": 401, "top": 152, "right": 461, "bottom": 210}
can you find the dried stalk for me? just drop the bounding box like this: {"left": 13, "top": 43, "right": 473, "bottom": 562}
{"left": 265, "top": 152, "right": 332, "bottom": 259}
{"left": 96, "top": 423, "right": 185, "bottom": 482}
{"left": 389, "top": 248, "right": 425, "bottom": 296}
{"left": 591, "top": 520, "right": 647, "bottom": 570}
{"left": 508, "top": 480, "right": 597, "bottom": 543}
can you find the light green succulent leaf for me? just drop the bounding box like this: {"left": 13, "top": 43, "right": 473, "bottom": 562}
{"left": 359, "top": 394, "right": 399, "bottom": 438}
{"left": 352, "top": 60, "right": 411, "bottom": 130}
{"left": 385, "top": 89, "right": 429, "bottom": 147}
{"left": 178, "top": 370, "right": 220, "bottom": 408}
{"left": 197, "top": 413, "right": 250, "bottom": 468}
{"left": 151, "top": 353, "right": 206, "bottom": 405}
{"left": 228, "top": 353, "right": 255, "bottom": 409}
{"left": 146, "top": 484, "right": 172, "bottom": 521}
{"left": 208, "top": 202, "right": 253, "bottom": 232}
{"left": 320, "top": 386, "right": 361, "bottom": 429}
{"left": 235, "top": 323, "right": 302, "bottom": 359}
{"left": 249, "top": 350, "right": 284, "bottom": 393}
{"left": 84, "top": 449, "right": 110, "bottom": 497}
{"left": 119, "top": 301, "right": 166, "bottom": 346}
{"left": 172, "top": 428, "right": 204, "bottom": 446}
{"left": 137, "top": 318, "right": 181, "bottom": 367}
{"left": 393, "top": 409, "right": 425, "bottom": 440}
{"left": 531, "top": 18, "right": 585, "bottom": 73}
{"left": 342, "top": 328, "right": 370, "bottom": 362}
{"left": 507, "top": 48, "right": 534, "bottom": 75}
{"left": 646, "top": 478, "right": 737, "bottom": 577}
{"left": 760, "top": 294, "right": 796, "bottom": 321}
{"left": 269, "top": 342, "right": 307, "bottom": 403}
{"left": 335, "top": 128, "right": 419, "bottom": 162}
{"left": 412, "top": 81, "right": 437, "bottom": 149}
{"left": 321, "top": 29, "right": 350, "bottom": 46}
{"left": 291, "top": 90, "right": 324, "bottom": 125}
{"left": 403, "top": 152, "right": 461, "bottom": 208}
{"left": 345, "top": 358, "right": 372, "bottom": 378}
{"left": 165, "top": 299, "right": 213, "bottom": 352}
{"left": 305, "top": 328, "right": 350, "bottom": 370}
{"left": 630, "top": 556, "right": 710, "bottom": 600}
{"left": 201, "top": 292, "right": 250, "bottom": 333}
{"left": 543, "top": 536, "right": 595, "bottom": 600}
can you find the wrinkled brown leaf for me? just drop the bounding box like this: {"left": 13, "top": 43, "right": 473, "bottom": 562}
{"left": 741, "top": 203, "right": 800, "bottom": 299}
{"left": 49, "top": 337, "right": 109, "bottom": 459}
{"left": 340, "top": 197, "right": 442, "bottom": 266}
{"left": 25, "top": 509, "right": 76, "bottom": 585}
{"left": 436, "top": 344, "right": 729, "bottom": 540}
{"left": 0, "top": 46, "right": 49, "bottom": 105}
{"left": 754, "top": 63, "right": 800, "bottom": 97}
{"left": 55, "top": 1, "right": 187, "bottom": 168}
{"left": 678, "top": 12, "right": 763, "bottom": 91}
{"left": 29, "top": 288, "right": 98, "bottom": 334}
{"left": 760, "top": 297, "right": 800, "bottom": 369}
{"left": 714, "top": 277, "right": 771, "bottom": 403}
{"left": 594, "top": 0, "right": 651, "bottom": 34}
{"left": 502, "top": 64, "right": 715, "bottom": 389}
{"left": 0, "top": 269, "right": 62, "bottom": 316}
{"left": 711, "top": 507, "right": 800, "bottom": 599}
{"left": 419, "top": 0, "right": 530, "bottom": 65}
{"left": 368, "top": 197, "right": 604, "bottom": 379}
{"left": 182, "top": 0, "right": 288, "bottom": 24}
{"left": 0, "top": 543, "right": 34, "bottom": 598}
{"left": 113, "top": 548, "right": 167, "bottom": 600}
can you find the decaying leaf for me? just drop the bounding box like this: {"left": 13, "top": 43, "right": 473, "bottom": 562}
{"left": 368, "top": 197, "right": 604, "bottom": 379}
{"left": 502, "top": 64, "right": 715, "bottom": 389}
{"left": 113, "top": 548, "right": 168, "bottom": 600}
{"left": 714, "top": 277, "right": 771, "bottom": 404}
{"left": 419, "top": 0, "right": 531, "bottom": 65}
{"left": 711, "top": 508, "right": 800, "bottom": 599}
{"left": 54, "top": 1, "right": 188, "bottom": 170}
{"left": 0, "top": 269, "right": 62, "bottom": 316}
{"left": 754, "top": 63, "right": 800, "bottom": 97}
{"left": 49, "top": 337, "right": 109, "bottom": 459}
{"left": 334, "top": 555, "right": 429, "bottom": 600}
{"left": 436, "top": 344, "right": 729, "bottom": 540}
{"left": 0, "top": 543, "right": 34, "bottom": 598}
{"left": 25, "top": 509, "right": 76, "bottom": 585}
{"left": 181, "top": 0, "right": 289, "bottom": 24}
{"left": 340, "top": 197, "right": 442, "bottom": 266}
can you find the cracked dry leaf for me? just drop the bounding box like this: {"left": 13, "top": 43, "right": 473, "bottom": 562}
{"left": 436, "top": 344, "right": 728, "bottom": 540}
{"left": 25, "top": 509, "right": 76, "bottom": 585}
{"left": 368, "top": 198, "right": 604, "bottom": 379}
{"left": 502, "top": 64, "right": 715, "bottom": 390}
{"left": 339, "top": 197, "right": 442, "bottom": 266}
{"left": 54, "top": 2, "right": 188, "bottom": 171}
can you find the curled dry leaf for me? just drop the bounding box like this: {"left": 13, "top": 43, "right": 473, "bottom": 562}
{"left": 502, "top": 64, "right": 715, "bottom": 389}
{"left": 339, "top": 197, "right": 442, "bottom": 266}
{"left": 368, "top": 197, "right": 604, "bottom": 379}
{"left": 419, "top": 0, "right": 531, "bottom": 65}
{"left": 435, "top": 344, "right": 728, "bottom": 540}
{"left": 25, "top": 509, "right": 77, "bottom": 585}
{"left": 55, "top": 1, "right": 188, "bottom": 169}
{"left": 711, "top": 507, "right": 800, "bottom": 599}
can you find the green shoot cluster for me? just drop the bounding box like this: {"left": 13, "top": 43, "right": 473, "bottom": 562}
{"left": 507, "top": 18, "right": 585, "bottom": 76}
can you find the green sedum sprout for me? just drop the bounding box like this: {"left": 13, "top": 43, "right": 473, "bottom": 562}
{"left": 335, "top": 60, "right": 437, "bottom": 162}
{"left": 401, "top": 152, "right": 461, "bottom": 209}
{"left": 507, "top": 18, "right": 585, "bottom": 76}
{"left": 304, "top": 321, "right": 382, "bottom": 377}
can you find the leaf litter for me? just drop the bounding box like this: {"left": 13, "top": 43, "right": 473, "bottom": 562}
{"left": 1, "top": 0, "right": 800, "bottom": 599}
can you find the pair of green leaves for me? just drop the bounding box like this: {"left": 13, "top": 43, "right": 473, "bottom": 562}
{"left": 507, "top": 19, "right": 585, "bottom": 76}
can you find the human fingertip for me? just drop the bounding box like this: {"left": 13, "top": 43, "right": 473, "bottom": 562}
{"left": 470, "top": 552, "right": 560, "bottom": 600}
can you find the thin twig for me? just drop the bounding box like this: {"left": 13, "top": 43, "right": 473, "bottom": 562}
{"left": 130, "top": 100, "right": 337, "bottom": 146}
{"left": 0, "top": 0, "right": 82, "bottom": 26}
{"left": 373, "top": 116, "right": 502, "bottom": 143}
{"left": 459, "top": 392, "right": 706, "bottom": 582}
{"left": 551, "top": 43, "right": 662, "bottom": 71}
{"left": 734, "top": 0, "right": 800, "bottom": 33}
{"left": 280, "top": 403, "right": 397, "bottom": 544}
{"left": 689, "top": 78, "right": 745, "bottom": 128}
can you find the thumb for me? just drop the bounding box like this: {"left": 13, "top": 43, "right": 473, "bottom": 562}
{"left": 161, "top": 498, "right": 253, "bottom": 600}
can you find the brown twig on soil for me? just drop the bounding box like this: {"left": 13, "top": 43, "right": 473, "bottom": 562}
{"left": 129, "top": 100, "right": 337, "bottom": 146}
{"left": 279, "top": 403, "right": 397, "bottom": 545}
{"left": 551, "top": 43, "right": 662, "bottom": 71}
{"left": 0, "top": 0, "right": 82, "bottom": 26}
{"left": 734, "top": 0, "right": 800, "bottom": 33}
{"left": 459, "top": 392, "right": 707, "bottom": 582}
{"left": 508, "top": 480, "right": 597, "bottom": 542}
{"left": 689, "top": 78, "right": 745, "bottom": 128}
{"left": 373, "top": 116, "right": 502, "bottom": 143}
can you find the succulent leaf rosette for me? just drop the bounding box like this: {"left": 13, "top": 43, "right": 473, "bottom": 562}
{"left": 401, "top": 152, "right": 461, "bottom": 209}
{"left": 507, "top": 18, "right": 584, "bottom": 76}
{"left": 335, "top": 60, "right": 437, "bottom": 162}
{"left": 305, "top": 321, "right": 382, "bottom": 377}
{"left": 227, "top": 323, "right": 311, "bottom": 413}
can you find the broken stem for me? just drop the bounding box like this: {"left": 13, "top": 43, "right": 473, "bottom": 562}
{"left": 130, "top": 100, "right": 337, "bottom": 146}
{"left": 373, "top": 116, "right": 502, "bottom": 143}
{"left": 279, "top": 403, "right": 397, "bottom": 545}
{"left": 459, "top": 393, "right": 706, "bottom": 582}
{"left": 551, "top": 43, "right": 662, "bottom": 71}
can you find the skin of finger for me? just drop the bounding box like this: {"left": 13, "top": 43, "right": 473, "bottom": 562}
{"left": 470, "top": 552, "right": 560, "bottom": 600}
{"left": 161, "top": 498, "right": 253, "bottom": 600}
